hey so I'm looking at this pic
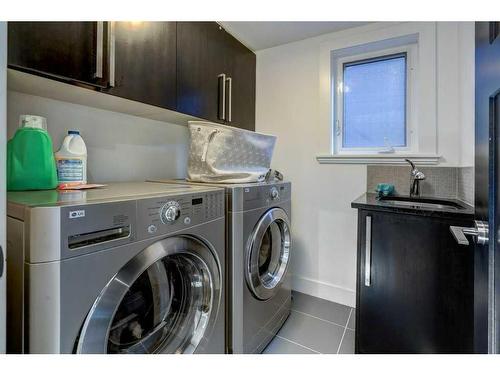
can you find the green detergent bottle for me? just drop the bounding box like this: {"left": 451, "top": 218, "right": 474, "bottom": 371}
{"left": 7, "top": 115, "right": 58, "bottom": 191}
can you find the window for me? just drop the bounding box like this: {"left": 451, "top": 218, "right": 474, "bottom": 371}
{"left": 317, "top": 23, "right": 440, "bottom": 164}
{"left": 334, "top": 46, "right": 413, "bottom": 154}
{"left": 342, "top": 53, "right": 407, "bottom": 149}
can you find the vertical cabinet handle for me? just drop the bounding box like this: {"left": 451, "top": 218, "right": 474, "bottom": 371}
{"left": 226, "top": 76, "right": 232, "bottom": 122}
{"left": 364, "top": 215, "right": 372, "bottom": 287}
{"left": 108, "top": 21, "right": 116, "bottom": 87}
{"left": 94, "top": 21, "right": 104, "bottom": 79}
{"left": 0, "top": 246, "right": 3, "bottom": 278}
{"left": 218, "top": 73, "right": 226, "bottom": 120}
{"left": 95, "top": 21, "right": 115, "bottom": 87}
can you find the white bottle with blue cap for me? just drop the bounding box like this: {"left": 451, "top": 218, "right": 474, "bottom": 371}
{"left": 55, "top": 130, "right": 87, "bottom": 187}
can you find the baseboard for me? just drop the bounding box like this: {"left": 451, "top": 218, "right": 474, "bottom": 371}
{"left": 292, "top": 275, "right": 356, "bottom": 307}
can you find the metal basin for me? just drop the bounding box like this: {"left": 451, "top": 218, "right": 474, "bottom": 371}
{"left": 378, "top": 196, "right": 466, "bottom": 210}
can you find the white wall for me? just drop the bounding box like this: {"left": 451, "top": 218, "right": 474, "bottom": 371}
{"left": 437, "top": 22, "right": 476, "bottom": 167}
{"left": 458, "top": 22, "right": 475, "bottom": 167}
{"left": 7, "top": 91, "right": 190, "bottom": 183}
{"left": 256, "top": 22, "right": 475, "bottom": 306}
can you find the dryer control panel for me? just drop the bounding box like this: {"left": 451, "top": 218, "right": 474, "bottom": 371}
{"left": 136, "top": 190, "right": 224, "bottom": 240}
{"left": 240, "top": 181, "right": 292, "bottom": 211}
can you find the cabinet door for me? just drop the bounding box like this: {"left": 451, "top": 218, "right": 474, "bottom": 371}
{"left": 176, "top": 22, "right": 228, "bottom": 124}
{"left": 103, "top": 22, "right": 177, "bottom": 110}
{"left": 224, "top": 33, "right": 256, "bottom": 131}
{"left": 356, "top": 210, "right": 474, "bottom": 353}
{"left": 8, "top": 22, "right": 106, "bottom": 87}
{"left": 177, "top": 22, "right": 256, "bottom": 130}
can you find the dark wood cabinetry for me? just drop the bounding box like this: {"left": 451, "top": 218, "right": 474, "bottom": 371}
{"left": 8, "top": 22, "right": 106, "bottom": 87}
{"left": 103, "top": 22, "right": 177, "bottom": 110}
{"left": 176, "top": 22, "right": 227, "bottom": 125}
{"left": 177, "top": 22, "right": 255, "bottom": 130}
{"left": 354, "top": 208, "right": 474, "bottom": 353}
{"left": 7, "top": 21, "right": 256, "bottom": 131}
{"left": 224, "top": 33, "right": 256, "bottom": 131}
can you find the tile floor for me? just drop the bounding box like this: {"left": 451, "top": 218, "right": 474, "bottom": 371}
{"left": 263, "top": 291, "right": 355, "bottom": 354}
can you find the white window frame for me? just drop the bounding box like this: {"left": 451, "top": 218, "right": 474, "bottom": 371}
{"left": 316, "top": 22, "right": 440, "bottom": 165}
{"left": 333, "top": 44, "right": 418, "bottom": 155}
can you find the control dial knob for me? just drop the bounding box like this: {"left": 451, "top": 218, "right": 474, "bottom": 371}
{"left": 270, "top": 187, "right": 280, "bottom": 200}
{"left": 161, "top": 201, "right": 181, "bottom": 223}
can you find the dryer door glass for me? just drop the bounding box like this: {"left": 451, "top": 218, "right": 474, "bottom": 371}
{"left": 76, "top": 236, "right": 220, "bottom": 354}
{"left": 246, "top": 208, "right": 291, "bottom": 300}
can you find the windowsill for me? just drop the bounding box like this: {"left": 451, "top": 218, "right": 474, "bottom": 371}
{"left": 316, "top": 154, "right": 441, "bottom": 165}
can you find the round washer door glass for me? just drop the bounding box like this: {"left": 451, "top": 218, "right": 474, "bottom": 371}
{"left": 246, "top": 208, "right": 291, "bottom": 300}
{"left": 76, "top": 237, "right": 220, "bottom": 354}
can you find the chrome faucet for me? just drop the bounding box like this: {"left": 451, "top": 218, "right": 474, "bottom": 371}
{"left": 405, "top": 158, "right": 426, "bottom": 197}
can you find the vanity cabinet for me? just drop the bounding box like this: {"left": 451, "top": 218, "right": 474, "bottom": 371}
{"left": 353, "top": 203, "right": 474, "bottom": 353}
{"left": 176, "top": 22, "right": 255, "bottom": 130}
{"left": 7, "top": 21, "right": 256, "bottom": 131}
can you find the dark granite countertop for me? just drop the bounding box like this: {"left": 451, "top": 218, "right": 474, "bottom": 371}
{"left": 352, "top": 193, "right": 474, "bottom": 218}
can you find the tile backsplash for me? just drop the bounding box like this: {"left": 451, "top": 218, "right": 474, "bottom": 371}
{"left": 367, "top": 165, "right": 474, "bottom": 205}
{"left": 457, "top": 167, "right": 474, "bottom": 205}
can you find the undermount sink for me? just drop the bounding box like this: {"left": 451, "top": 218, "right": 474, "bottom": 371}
{"left": 377, "top": 195, "right": 466, "bottom": 210}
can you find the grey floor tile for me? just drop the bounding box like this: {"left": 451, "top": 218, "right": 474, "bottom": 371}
{"left": 338, "top": 329, "right": 355, "bottom": 354}
{"left": 292, "top": 291, "right": 351, "bottom": 327}
{"left": 263, "top": 336, "right": 317, "bottom": 354}
{"left": 347, "top": 308, "right": 355, "bottom": 330}
{"left": 277, "top": 310, "right": 345, "bottom": 354}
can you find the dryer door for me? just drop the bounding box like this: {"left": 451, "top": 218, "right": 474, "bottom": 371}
{"left": 246, "top": 208, "right": 291, "bottom": 301}
{"left": 76, "top": 236, "right": 221, "bottom": 354}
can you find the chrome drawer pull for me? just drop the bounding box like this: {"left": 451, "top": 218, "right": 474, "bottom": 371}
{"left": 365, "top": 215, "right": 372, "bottom": 287}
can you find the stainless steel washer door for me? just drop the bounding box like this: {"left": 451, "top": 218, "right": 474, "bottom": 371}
{"left": 246, "top": 208, "right": 291, "bottom": 301}
{"left": 76, "top": 236, "right": 220, "bottom": 354}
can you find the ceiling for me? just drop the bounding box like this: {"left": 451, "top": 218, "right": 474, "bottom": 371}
{"left": 219, "top": 22, "right": 371, "bottom": 51}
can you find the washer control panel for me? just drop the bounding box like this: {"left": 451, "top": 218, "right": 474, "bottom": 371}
{"left": 137, "top": 190, "right": 224, "bottom": 240}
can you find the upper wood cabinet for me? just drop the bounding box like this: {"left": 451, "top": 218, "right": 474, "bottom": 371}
{"left": 177, "top": 22, "right": 256, "bottom": 130}
{"left": 102, "top": 22, "right": 177, "bottom": 110}
{"left": 7, "top": 21, "right": 256, "bottom": 131}
{"left": 8, "top": 22, "right": 107, "bottom": 87}
{"left": 224, "top": 32, "right": 256, "bottom": 131}
{"left": 176, "top": 22, "right": 227, "bottom": 125}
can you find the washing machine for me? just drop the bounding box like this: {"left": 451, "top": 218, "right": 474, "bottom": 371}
{"left": 6, "top": 182, "right": 225, "bottom": 354}
{"left": 150, "top": 179, "right": 292, "bottom": 354}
